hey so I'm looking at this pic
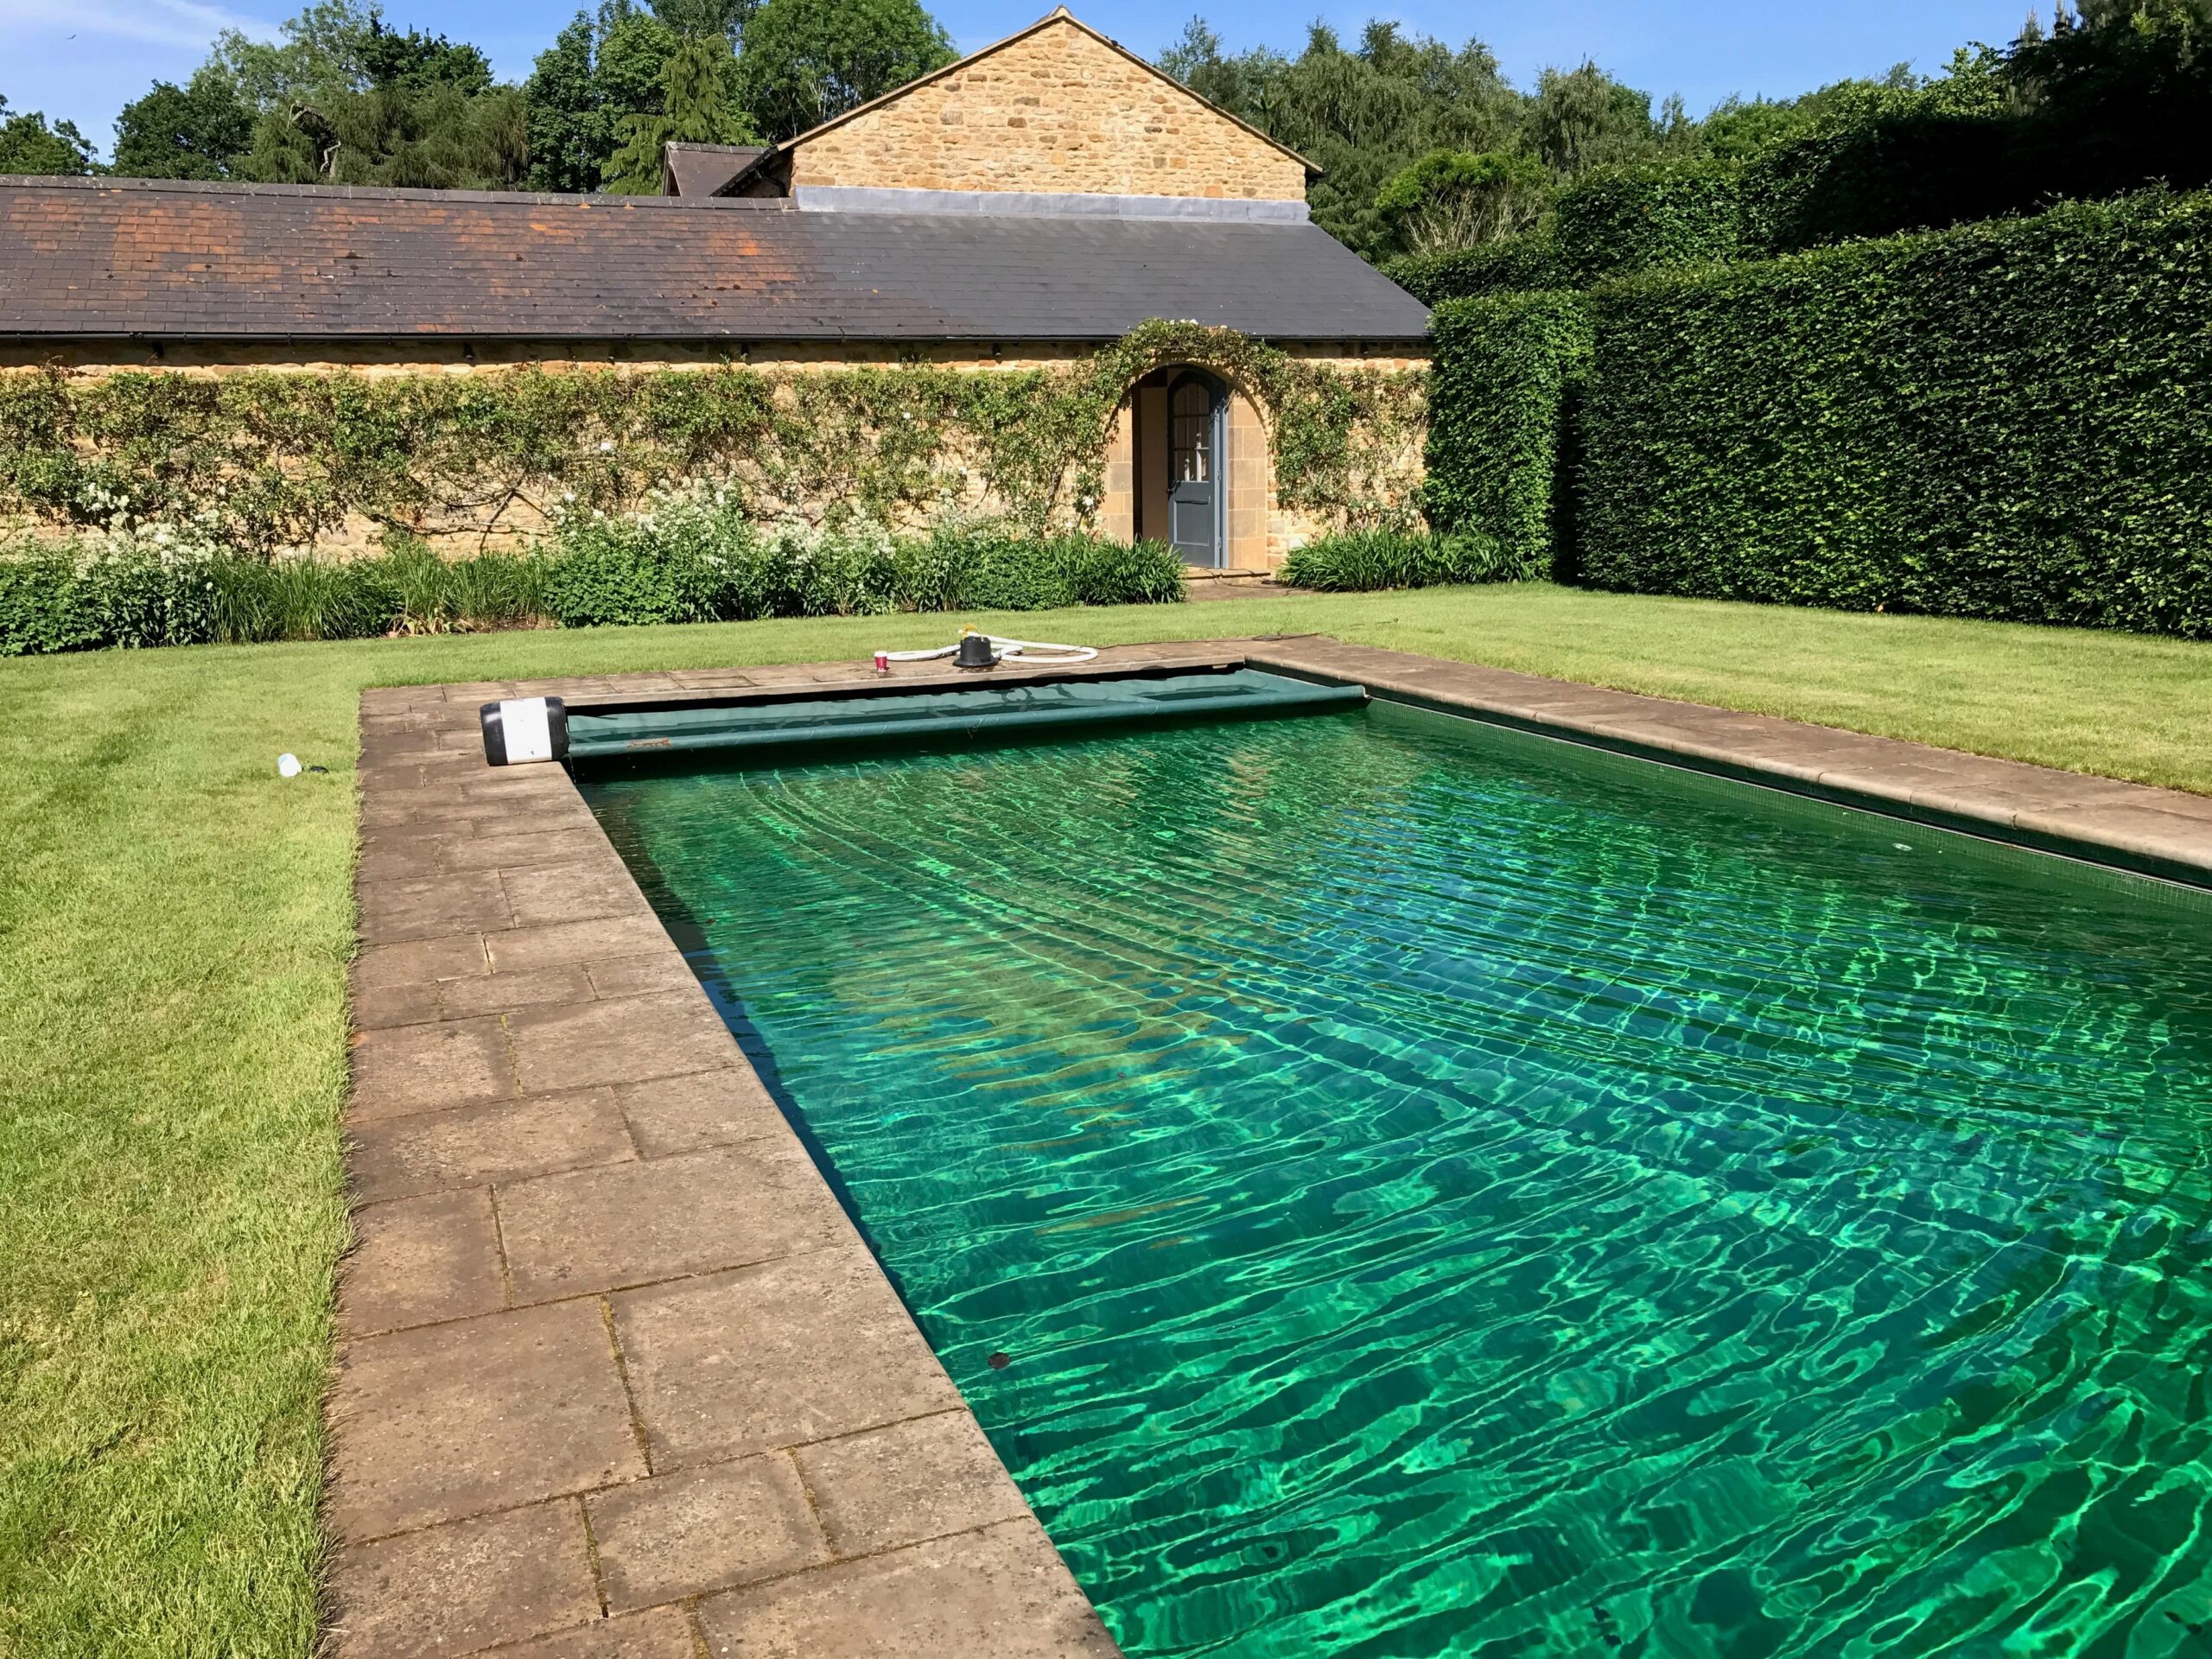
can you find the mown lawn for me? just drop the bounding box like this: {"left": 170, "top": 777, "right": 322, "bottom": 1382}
{"left": 2, "top": 583, "right": 2208, "bottom": 1656}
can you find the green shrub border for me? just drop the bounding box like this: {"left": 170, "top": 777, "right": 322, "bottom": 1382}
{"left": 1278, "top": 527, "right": 1518, "bottom": 592}
{"left": 0, "top": 524, "right": 1191, "bottom": 656}
{"left": 0, "top": 323, "right": 1426, "bottom": 556}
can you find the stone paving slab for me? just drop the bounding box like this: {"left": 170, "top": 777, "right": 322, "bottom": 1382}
{"left": 694, "top": 1519, "right": 1124, "bottom": 1659}
{"left": 585, "top": 1454, "right": 827, "bottom": 1611}
{"left": 339, "top": 634, "right": 2210, "bottom": 1656}
{"left": 327, "top": 1499, "right": 600, "bottom": 1659}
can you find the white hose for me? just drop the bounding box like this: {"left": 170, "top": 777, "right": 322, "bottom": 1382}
{"left": 880, "top": 629, "right": 1097, "bottom": 664}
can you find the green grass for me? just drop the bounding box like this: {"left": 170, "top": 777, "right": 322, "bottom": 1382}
{"left": 2, "top": 583, "right": 2208, "bottom": 1656}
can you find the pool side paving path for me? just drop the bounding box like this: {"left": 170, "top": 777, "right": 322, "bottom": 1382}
{"left": 336, "top": 634, "right": 2212, "bottom": 1657}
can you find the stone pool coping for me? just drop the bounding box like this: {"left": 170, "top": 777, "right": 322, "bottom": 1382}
{"left": 337, "top": 635, "right": 2212, "bottom": 1657}
{"left": 1247, "top": 639, "right": 2212, "bottom": 888}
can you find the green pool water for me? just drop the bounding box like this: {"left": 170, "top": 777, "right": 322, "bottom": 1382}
{"left": 582, "top": 700, "right": 2212, "bottom": 1658}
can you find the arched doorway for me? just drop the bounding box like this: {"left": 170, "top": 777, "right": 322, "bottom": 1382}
{"left": 1112, "top": 364, "right": 1268, "bottom": 569}
{"left": 1164, "top": 369, "right": 1225, "bottom": 568}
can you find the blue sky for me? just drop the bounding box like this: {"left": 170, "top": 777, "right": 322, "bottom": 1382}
{"left": 3, "top": 0, "right": 2031, "bottom": 153}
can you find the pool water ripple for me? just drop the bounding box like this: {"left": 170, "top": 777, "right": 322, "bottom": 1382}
{"left": 585, "top": 702, "right": 2212, "bottom": 1658}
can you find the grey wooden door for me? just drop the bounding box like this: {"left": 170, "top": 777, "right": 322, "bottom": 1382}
{"left": 1167, "top": 372, "right": 1222, "bottom": 567}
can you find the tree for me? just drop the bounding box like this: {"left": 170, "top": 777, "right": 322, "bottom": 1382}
{"left": 1375, "top": 149, "right": 1551, "bottom": 253}
{"left": 1159, "top": 19, "right": 1522, "bottom": 259}
{"left": 243, "top": 83, "right": 530, "bottom": 188}
{"left": 221, "top": 3, "right": 529, "bottom": 188}
{"left": 110, "top": 69, "right": 257, "bottom": 180}
{"left": 1155, "top": 17, "right": 1286, "bottom": 122}
{"left": 652, "top": 0, "right": 755, "bottom": 35}
{"left": 603, "top": 32, "right": 755, "bottom": 192}
{"left": 737, "top": 0, "right": 955, "bottom": 142}
{"left": 356, "top": 16, "right": 496, "bottom": 98}
{"left": 211, "top": 0, "right": 383, "bottom": 106}
{"left": 2003, "top": 0, "right": 2212, "bottom": 198}
{"left": 525, "top": 3, "right": 683, "bottom": 193}
{"left": 1528, "top": 61, "right": 1662, "bottom": 178}
{"left": 0, "top": 96, "right": 95, "bottom": 175}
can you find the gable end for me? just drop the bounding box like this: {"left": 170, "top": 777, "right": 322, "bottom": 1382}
{"left": 747, "top": 10, "right": 1314, "bottom": 204}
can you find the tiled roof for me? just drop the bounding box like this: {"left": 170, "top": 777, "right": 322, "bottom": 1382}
{"left": 0, "top": 176, "right": 1430, "bottom": 344}
{"left": 662, "top": 143, "right": 765, "bottom": 197}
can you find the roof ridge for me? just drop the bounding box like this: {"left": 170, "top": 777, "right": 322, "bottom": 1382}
{"left": 0, "top": 175, "right": 794, "bottom": 211}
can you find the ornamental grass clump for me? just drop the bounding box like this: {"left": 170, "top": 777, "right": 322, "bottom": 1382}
{"left": 381, "top": 540, "right": 547, "bottom": 634}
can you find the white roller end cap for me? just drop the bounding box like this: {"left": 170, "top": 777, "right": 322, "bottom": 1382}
{"left": 480, "top": 696, "right": 569, "bottom": 766}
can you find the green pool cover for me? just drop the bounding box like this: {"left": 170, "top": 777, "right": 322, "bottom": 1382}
{"left": 565, "top": 668, "right": 1361, "bottom": 762}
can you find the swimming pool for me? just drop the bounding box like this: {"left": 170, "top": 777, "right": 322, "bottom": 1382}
{"left": 582, "top": 695, "right": 2212, "bottom": 1656}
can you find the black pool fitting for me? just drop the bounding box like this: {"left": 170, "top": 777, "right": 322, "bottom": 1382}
{"left": 954, "top": 633, "right": 1001, "bottom": 670}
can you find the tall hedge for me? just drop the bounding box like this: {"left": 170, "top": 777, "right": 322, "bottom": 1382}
{"left": 1738, "top": 112, "right": 2018, "bottom": 256}
{"left": 1382, "top": 231, "right": 1563, "bottom": 306}
{"left": 1553, "top": 160, "right": 1745, "bottom": 283}
{"left": 1385, "top": 162, "right": 1746, "bottom": 305}
{"left": 1421, "top": 292, "right": 1592, "bottom": 579}
{"left": 1578, "top": 190, "right": 2212, "bottom": 636}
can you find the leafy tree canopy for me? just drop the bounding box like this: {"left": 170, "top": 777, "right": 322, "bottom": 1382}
{"left": 1526, "top": 60, "right": 1684, "bottom": 177}
{"left": 211, "top": 0, "right": 388, "bottom": 105}
{"left": 525, "top": 3, "right": 683, "bottom": 193}
{"left": 111, "top": 70, "right": 257, "bottom": 180}
{"left": 604, "top": 32, "right": 756, "bottom": 192}
{"left": 1156, "top": 19, "right": 1532, "bottom": 257}
{"left": 0, "top": 95, "right": 96, "bottom": 175}
{"left": 203, "top": 7, "right": 517, "bottom": 188}
{"left": 242, "top": 83, "right": 529, "bottom": 188}
{"left": 737, "top": 0, "right": 955, "bottom": 142}
{"left": 1376, "top": 149, "right": 1552, "bottom": 253}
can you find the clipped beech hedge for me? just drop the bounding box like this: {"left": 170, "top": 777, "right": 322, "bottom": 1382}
{"left": 1384, "top": 232, "right": 1564, "bottom": 306}
{"left": 1385, "top": 162, "right": 1747, "bottom": 304}
{"left": 1421, "top": 293, "right": 1592, "bottom": 578}
{"left": 1552, "top": 161, "right": 1745, "bottom": 283}
{"left": 1578, "top": 190, "right": 2212, "bottom": 636}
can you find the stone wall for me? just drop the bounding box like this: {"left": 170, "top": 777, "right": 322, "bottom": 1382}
{"left": 787, "top": 16, "right": 1308, "bottom": 202}
{"left": 4, "top": 340, "right": 1424, "bottom": 561}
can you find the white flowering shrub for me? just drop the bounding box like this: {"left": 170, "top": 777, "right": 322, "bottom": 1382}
{"left": 0, "top": 491, "right": 1184, "bottom": 654}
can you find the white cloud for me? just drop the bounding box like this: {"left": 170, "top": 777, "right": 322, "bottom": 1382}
{"left": 0, "top": 0, "right": 274, "bottom": 50}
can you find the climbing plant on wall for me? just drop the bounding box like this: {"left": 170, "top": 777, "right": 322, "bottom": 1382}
{"left": 0, "top": 324, "right": 1427, "bottom": 555}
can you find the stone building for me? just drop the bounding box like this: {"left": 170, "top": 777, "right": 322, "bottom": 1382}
{"left": 0, "top": 8, "right": 1429, "bottom": 568}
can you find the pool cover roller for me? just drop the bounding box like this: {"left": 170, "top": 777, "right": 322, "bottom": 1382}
{"left": 560, "top": 670, "right": 1364, "bottom": 765}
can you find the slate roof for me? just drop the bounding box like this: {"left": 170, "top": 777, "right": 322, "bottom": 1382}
{"left": 662, "top": 143, "right": 766, "bottom": 198}
{"left": 0, "top": 176, "right": 1431, "bottom": 344}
